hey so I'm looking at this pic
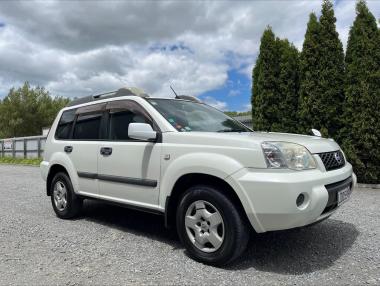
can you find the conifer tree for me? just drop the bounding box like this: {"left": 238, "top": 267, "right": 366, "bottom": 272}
{"left": 252, "top": 27, "right": 280, "bottom": 131}
{"left": 252, "top": 29, "right": 299, "bottom": 133}
{"left": 273, "top": 39, "right": 300, "bottom": 133}
{"left": 299, "top": 0, "right": 345, "bottom": 137}
{"left": 299, "top": 13, "right": 321, "bottom": 134}
{"left": 341, "top": 0, "right": 380, "bottom": 183}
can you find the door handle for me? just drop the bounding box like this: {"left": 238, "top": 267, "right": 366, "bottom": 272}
{"left": 100, "top": 147, "right": 112, "bottom": 156}
{"left": 64, "top": 146, "right": 73, "bottom": 153}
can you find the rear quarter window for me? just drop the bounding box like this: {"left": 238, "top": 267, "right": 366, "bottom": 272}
{"left": 55, "top": 109, "right": 76, "bottom": 140}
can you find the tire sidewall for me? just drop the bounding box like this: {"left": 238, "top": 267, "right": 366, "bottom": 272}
{"left": 176, "top": 185, "right": 245, "bottom": 265}
{"left": 50, "top": 172, "right": 77, "bottom": 219}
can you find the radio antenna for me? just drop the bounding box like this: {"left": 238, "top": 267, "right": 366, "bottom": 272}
{"left": 170, "top": 85, "right": 179, "bottom": 98}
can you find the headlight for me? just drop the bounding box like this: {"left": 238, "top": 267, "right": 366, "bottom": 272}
{"left": 261, "top": 142, "right": 317, "bottom": 170}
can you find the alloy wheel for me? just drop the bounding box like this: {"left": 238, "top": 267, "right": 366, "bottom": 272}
{"left": 53, "top": 181, "right": 67, "bottom": 211}
{"left": 184, "top": 200, "right": 225, "bottom": 253}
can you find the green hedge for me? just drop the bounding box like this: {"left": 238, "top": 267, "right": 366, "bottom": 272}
{"left": 0, "top": 157, "right": 42, "bottom": 166}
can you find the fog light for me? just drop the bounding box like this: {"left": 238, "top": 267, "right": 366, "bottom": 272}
{"left": 296, "top": 194, "right": 305, "bottom": 207}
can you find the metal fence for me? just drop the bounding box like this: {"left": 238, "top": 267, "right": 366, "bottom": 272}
{"left": 0, "top": 136, "right": 47, "bottom": 159}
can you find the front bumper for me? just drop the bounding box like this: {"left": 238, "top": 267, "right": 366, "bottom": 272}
{"left": 226, "top": 163, "right": 355, "bottom": 233}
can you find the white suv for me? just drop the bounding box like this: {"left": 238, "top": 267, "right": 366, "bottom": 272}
{"left": 41, "top": 87, "right": 356, "bottom": 265}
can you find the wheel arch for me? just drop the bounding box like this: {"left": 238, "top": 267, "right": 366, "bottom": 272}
{"left": 164, "top": 173, "right": 249, "bottom": 230}
{"left": 46, "top": 164, "right": 69, "bottom": 196}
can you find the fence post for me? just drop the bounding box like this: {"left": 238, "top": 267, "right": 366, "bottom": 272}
{"left": 12, "top": 139, "right": 16, "bottom": 158}
{"left": 23, "top": 139, "right": 27, "bottom": 159}
{"left": 37, "top": 138, "right": 41, "bottom": 158}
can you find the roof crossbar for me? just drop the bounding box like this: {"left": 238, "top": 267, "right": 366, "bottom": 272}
{"left": 175, "top": 95, "right": 202, "bottom": 103}
{"left": 66, "top": 87, "right": 149, "bottom": 107}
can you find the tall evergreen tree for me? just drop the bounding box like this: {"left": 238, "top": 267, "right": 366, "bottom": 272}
{"left": 252, "top": 28, "right": 299, "bottom": 133}
{"left": 252, "top": 27, "right": 279, "bottom": 131}
{"left": 273, "top": 39, "right": 300, "bottom": 133}
{"left": 299, "top": 0, "right": 345, "bottom": 137}
{"left": 299, "top": 13, "right": 321, "bottom": 134}
{"left": 341, "top": 0, "right": 380, "bottom": 183}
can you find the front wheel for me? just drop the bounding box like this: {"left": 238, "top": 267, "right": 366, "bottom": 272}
{"left": 176, "top": 185, "right": 249, "bottom": 266}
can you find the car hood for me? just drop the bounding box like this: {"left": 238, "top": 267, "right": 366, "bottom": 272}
{"left": 240, "top": 132, "right": 340, "bottom": 153}
{"left": 165, "top": 131, "right": 340, "bottom": 154}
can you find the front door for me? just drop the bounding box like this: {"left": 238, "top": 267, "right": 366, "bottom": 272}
{"left": 97, "top": 100, "right": 161, "bottom": 208}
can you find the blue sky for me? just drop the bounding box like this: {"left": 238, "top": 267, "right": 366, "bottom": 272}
{"left": 0, "top": 1, "right": 379, "bottom": 112}
{"left": 199, "top": 69, "right": 251, "bottom": 112}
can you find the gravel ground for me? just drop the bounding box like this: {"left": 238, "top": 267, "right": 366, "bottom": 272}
{"left": 0, "top": 165, "right": 379, "bottom": 285}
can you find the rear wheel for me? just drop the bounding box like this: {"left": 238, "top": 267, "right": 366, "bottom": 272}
{"left": 50, "top": 172, "right": 82, "bottom": 219}
{"left": 176, "top": 185, "right": 249, "bottom": 266}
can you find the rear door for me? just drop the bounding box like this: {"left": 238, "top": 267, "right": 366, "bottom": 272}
{"left": 97, "top": 100, "right": 161, "bottom": 208}
{"left": 55, "top": 103, "right": 106, "bottom": 195}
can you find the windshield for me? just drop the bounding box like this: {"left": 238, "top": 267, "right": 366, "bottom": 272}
{"left": 147, "top": 99, "right": 252, "bottom": 133}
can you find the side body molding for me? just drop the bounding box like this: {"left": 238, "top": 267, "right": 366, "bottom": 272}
{"left": 77, "top": 172, "right": 158, "bottom": 187}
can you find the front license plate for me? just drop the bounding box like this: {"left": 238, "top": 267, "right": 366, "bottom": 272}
{"left": 337, "top": 186, "right": 352, "bottom": 205}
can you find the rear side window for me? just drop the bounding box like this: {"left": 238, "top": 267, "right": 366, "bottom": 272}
{"left": 73, "top": 113, "right": 102, "bottom": 140}
{"left": 55, "top": 109, "right": 76, "bottom": 140}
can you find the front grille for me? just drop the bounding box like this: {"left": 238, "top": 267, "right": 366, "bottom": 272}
{"left": 318, "top": 150, "right": 345, "bottom": 171}
{"left": 321, "top": 176, "right": 352, "bottom": 215}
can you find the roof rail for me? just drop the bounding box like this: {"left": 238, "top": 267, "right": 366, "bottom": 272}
{"left": 175, "top": 95, "right": 202, "bottom": 103}
{"left": 66, "top": 87, "right": 149, "bottom": 107}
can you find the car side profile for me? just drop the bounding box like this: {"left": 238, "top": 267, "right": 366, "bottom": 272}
{"left": 41, "top": 87, "right": 356, "bottom": 265}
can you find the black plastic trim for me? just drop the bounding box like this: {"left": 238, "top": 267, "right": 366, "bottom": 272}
{"left": 77, "top": 172, "right": 157, "bottom": 187}
{"left": 98, "top": 174, "right": 157, "bottom": 187}
{"left": 77, "top": 194, "right": 164, "bottom": 216}
{"left": 164, "top": 196, "right": 171, "bottom": 228}
{"left": 325, "top": 176, "right": 352, "bottom": 193}
{"left": 77, "top": 171, "right": 97, "bottom": 179}
{"left": 317, "top": 150, "right": 346, "bottom": 171}
{"left": 321, "top": 176, "right": 353, "bottom": 215}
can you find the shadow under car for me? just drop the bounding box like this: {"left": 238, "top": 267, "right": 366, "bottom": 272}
{"left": 81, "top": 200, "right": 359, "bottom": 272}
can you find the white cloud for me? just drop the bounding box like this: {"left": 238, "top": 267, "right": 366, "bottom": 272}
{"left": 228, "top": 89, "right": 240, "bottom": 97}
{"left": 203, "top": 96, "right": 228, "bottom": 111}
{"left": 41, "top": 45, "right": 228, "bottom": 98}
{"left": 0, "top": 0, "right": 379, "bottom": 99}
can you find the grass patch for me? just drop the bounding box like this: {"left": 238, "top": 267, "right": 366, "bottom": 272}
{"left": 0, "top": 157, "right": 42, "bottom": 166}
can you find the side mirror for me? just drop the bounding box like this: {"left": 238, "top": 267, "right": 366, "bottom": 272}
{"left": 128, "top": 123, "right": 157, "bottom": 141}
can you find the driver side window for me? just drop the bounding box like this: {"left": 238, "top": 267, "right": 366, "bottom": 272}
{"left": 107, "top": 101, "right": 153, "bottom": 141}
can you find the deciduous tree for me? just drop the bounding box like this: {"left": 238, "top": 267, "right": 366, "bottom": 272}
{"left": 0, "top": 82, "right": 69, "bottom": 138}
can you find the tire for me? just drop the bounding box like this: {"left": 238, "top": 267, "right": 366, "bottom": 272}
{"left": 176, "top": 185, "right": 249, "bottom": 266}
{"left": 50, "top": 172, "right": 82, "bottom": 219}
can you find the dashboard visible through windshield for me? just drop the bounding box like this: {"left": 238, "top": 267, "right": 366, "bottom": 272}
{"left": 147, "top": 98, "right": 251, "bottom": 133}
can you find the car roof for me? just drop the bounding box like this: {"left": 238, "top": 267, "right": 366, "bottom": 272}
{"left": 66, "top": 87, "right": 201, "bottom": 108}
